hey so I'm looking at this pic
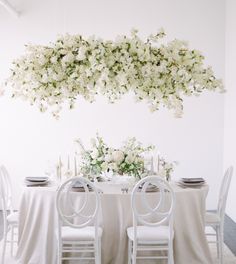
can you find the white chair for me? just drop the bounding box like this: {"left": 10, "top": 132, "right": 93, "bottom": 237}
{"left": 127, "top": 176, "right": 175, "bottom": 264}
{"left": 56, "top": 176, "right": 102, "bottom": 264}
{"left": 0, "top": 165, "right": 18, "bottom": 263}
{"left": 205, "top": 166, "right": 233, "bottom": 264}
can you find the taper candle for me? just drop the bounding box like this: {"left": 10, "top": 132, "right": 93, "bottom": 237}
{"left": 59, "top": 156, "right": 62, "bottom": 181}
{"left": 157, "top": 155, "right": 160, "bottom": 173}
{"left": 67, "top": 155, "right": 70, "bottom": 170}
{"left": 74, "top": 156, "right": 77, "bottom": 176}
{"left": 151, "top": 156, "right": 154, "bottom": 174}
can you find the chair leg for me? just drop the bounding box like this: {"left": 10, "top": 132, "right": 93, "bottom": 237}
{"left": 168, "top": 241, "right": 174, "bottom": 264}
{"left": 95, "top": 240, "right": 100, "bottom": 264}
{"left": 216, "top": 227, "right": 220, "bottom": 259}
{"left": 98, "top": 238, "right": 101, "bottom": 264}
{"left": 10, "top": 225, "right": 14, "bottom": 256}
{"left": 58, "top": 240, "right": 62, "bottom": 264}
{"left": 132, "top": 241, "right": 137, "bottom": 264}
{"left": 218, "top": 227, "right": 224, "bottom": 264}
{"left": 1, "top": 230, "right": 7, "bottom": 264}
{"left": 128, "top": 239, "right": 132, "bottom": 264}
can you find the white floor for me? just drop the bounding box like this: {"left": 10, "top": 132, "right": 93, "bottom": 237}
{"left": 2, "top": 244, "right": 236, "bottom": 264}
{"left": 210, "top": 244, "right": 236, "bottom": 263}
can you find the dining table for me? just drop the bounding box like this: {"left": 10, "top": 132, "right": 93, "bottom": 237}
{"left": 14, "top": 181, "right": 213, "bottom": 264}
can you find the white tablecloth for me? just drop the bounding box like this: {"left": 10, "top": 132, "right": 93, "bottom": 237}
{"left": 15, "top": 183, "right": 213, "bottom": 264}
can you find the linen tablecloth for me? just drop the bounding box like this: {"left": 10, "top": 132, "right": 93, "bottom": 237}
{"left": 15, "top": 184, "right": 213, "bottom": 264}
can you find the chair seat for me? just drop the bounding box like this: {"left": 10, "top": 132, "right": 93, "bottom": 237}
{"left": 6, "top": 212, "right": 18, "bottom": 224}
{"left": 205, "top": 212, "right": 220, "bottom": 225}
{"left": 127, "top": 226, "right": 172, "bottom": 243}
{"left": 61, "top": 226, "right": 103, "bottom": 241}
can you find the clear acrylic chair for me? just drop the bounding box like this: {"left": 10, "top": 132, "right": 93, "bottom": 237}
{"left": 0, "top": 165, "right": 18, "bottom": 263}
{"left": 127, "top": 176, "right": 175, "bottom": 264}
{"left": 56, "top": 176, "right": 102, "bottom": 264}
{"left": 205, "top": 166, "right": 233, "bottom": 264}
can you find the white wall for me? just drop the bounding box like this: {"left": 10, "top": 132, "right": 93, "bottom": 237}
{"left": 0, "top": 0, "right": 225, "bottom": 209}
{"left": 224, "top": 0, "right": 236, "bottom": 222}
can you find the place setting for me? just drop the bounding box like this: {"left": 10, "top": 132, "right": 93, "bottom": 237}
{"left": 177, "top": 177, "right": 206, "bottom": 188}
{"left": 24, "top": 176, "right": 50, "bottom": 187}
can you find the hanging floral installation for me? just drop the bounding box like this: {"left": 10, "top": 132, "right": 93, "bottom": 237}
{"left": 6, "top": 29, "right": 224, "bottom": 118}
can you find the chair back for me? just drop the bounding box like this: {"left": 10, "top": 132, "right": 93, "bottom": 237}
{"left": 0, "top": 165, "right": 13, "bottom": 212}
{"left": 217, "top": 166, "right": 233, "bottom": 219}
{"left": 56, "top": 176, "right": 100, "bottom": 229}
{"left": 131, "top": 176, "right": 175, "bottom": 228}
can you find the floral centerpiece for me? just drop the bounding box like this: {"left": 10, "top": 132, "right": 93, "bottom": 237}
{"left": 75, "top": 135, "right": 154, "bottom": 180}
{"left": 6, "top": 29, "right": 224, "bottom": 118}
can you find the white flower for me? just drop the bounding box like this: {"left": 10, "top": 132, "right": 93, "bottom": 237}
{"left": 91, "top": 149, "right": 99, "bottom": 159}
{"left": 90, "top": 138, "right": 97, "bottom": 147}
{"left": 41, "top": 74, "right": 49, "bottom": 83}
{"left": 105, "top": 154, "right": 113, "bottom": 162}
{"left": 62, "top": 52, "right": 75, "bottom": 64}
{"left": 50, "top": 56, "right": 57, "bottom": 64}
{"left": 125, "top": 154, "right": 135, "bottom": 163}
{"left": 108, "top": 162, "right": 118, "bottom": 172}
{"left": 38, "top": 55, "right": 47, "bottom": 65}
{"left": 112, "top": 150, "right": 124, "bottom": 163}
{"left": 76, "top": 46, "right": 87, "bottom": 61}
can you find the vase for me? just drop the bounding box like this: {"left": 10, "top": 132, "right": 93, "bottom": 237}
{"left": 166, "top": 173, "right": 171, "bottom": 182}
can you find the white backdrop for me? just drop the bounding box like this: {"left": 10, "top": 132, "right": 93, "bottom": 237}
{"left": 0, "top": 0, "right": 225, "bottom": 210}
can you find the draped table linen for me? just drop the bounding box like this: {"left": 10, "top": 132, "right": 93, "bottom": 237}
{"left": 15, "top": 183, "right": 213, "bottom": 264}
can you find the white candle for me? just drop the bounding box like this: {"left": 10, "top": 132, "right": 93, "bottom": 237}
{"left": 151, "top": 156, "right": 154, "bottom": 174}
{"left": 67, "top": 155, "right": 70, "bottom": 171}
{"left": 74, "top": 156, "right": 77, "bottom": 176}
{"left": 55, "top": 159, "right": 58, "bottom": 179}
{"left": 157, "top": 155, "right": 160, "bottom": 173}
{"left": 59, "top": 156, "right": 62, "bottom": 181}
